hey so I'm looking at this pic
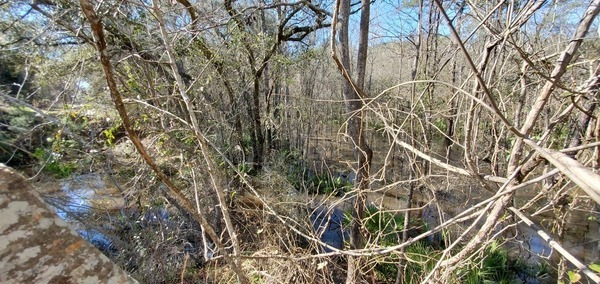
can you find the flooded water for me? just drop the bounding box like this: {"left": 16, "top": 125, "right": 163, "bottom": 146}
{"left": 36, "top": 172, "right": 201, "bottom": 283}
{"left": 303, "top": 129, "right": 600, "bottom": 270}
{"left": 512, "top": 204, "right": 600, "bottom": 264}
{"left": 310, "top": 206, "right": 349, "bottom": 252}
{"left": 47, "top": 174, "right": 125, "bottom": 217}
{"left": 34, "top": 129, "right": 599, "bottom": 279}
{"left": 39, "top": 174, "right": 127, "bottom": 252}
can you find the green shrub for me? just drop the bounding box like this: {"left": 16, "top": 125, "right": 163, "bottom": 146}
{"left": 33, "top": 148, "right": 76, "bottom": 178}
{"left": 364, "top": 204, "right": 404, "bottom": 245}
{"left": 461, "top": 241, "right": 524, "bottom": 284}
{"left": 308, "top": 174, "right": 352, "bottom": 195}
{"left": 403, "top": 241, "right": 441, "bottom": 283}
{"left": 7, "top": 106, "right": 36, "bottom": 131}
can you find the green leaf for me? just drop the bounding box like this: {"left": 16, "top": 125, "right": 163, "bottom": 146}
{"left": 589, "top": 262, "right": 600, "bottom": 273}
{"left": 567, "top": 270, "right": 581, "bottom": 283}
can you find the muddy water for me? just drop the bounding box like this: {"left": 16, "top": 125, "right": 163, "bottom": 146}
{"left": 304, "top": 130, "right": 600, "bottom": 267}
{"left": 511, "top": 197, "right": 600, "bottom": 264}
{"left": 38, "top": 174, "right": 127, "bottom": 251}
{"left": 35, "top": 129, "right": 599, "bottom": 271}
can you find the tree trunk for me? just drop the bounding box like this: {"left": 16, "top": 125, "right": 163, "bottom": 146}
{"left": 566, "top": 66, "right": 599, "bottom": 158}
{"left": 446, "top": 45, "right": 459, "bottom": 149}
{"left": 334, "top": 0, "right": 373, "bottom": 282}
{"left": 252, "top": 76, "right": 265, "bottom": 170}
{"left": 78, "top": 1, "right": 249, "bottom": 282}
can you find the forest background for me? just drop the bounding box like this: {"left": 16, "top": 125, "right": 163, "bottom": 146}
{"left": 1, "top": 0, "right": 600, "bottom": 283}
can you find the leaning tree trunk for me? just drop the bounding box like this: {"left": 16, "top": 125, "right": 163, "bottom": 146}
{"left": 78, "top": 1, "right": 249, "bottom": 282}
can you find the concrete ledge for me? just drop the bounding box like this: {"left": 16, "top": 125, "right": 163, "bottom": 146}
{"left": 0, "top": 164, "right": 137, "bottom": 283}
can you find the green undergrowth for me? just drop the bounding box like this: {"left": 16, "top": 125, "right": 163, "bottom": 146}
{"left": 307, "top": 173, "right": 352, "bottom": 195}
{"left": 460, "top": 241, "right": 549, "bottom": 284}
{"left": 283, "top": 156, "right": 352, "bottom": 195}
{"left": 344, "top": 205, "right": 549, "bottom": 283}
{"left": 33, "top": 148, "right": 77, "bottom": 178}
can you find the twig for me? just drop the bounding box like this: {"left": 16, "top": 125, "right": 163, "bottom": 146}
{"left": 508, "top": 207, "right": 600, "bottom": 283}
{"left": 522, "top": 140, "right": 600, "bottom": 204}
{"left": 77, "top": 1, "right": 249, "bottom": 282}
{"left": 180, "top": 253, "right": 189, "bottom": 284}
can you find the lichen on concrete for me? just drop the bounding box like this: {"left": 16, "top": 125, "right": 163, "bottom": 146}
{"left": 0, "top": 164, "right": 138, "bottom": 283}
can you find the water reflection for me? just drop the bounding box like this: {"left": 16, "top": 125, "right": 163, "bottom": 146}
{"left": 41, "top": 174, "right": 125, "bottom": 253}
{"left": 310, "top": 206, "right": 348, "bottom": 252}
{"left": 304, "top": 130, "right": 600, "bottom": 272}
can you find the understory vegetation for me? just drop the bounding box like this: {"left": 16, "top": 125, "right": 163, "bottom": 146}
{"left": 2, "top": 0, "right": 600, "bottom": 283}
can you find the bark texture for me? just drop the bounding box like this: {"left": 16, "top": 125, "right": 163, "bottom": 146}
{"left": 332, "top": 1, "right": 373, "bottom": 282}
{"left": 0, "top": 164, "right": 137, "bottom": 284}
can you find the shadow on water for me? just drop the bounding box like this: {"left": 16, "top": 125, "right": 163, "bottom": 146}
{"left": 310, "top": 206, "right": 349, "bottom": 252}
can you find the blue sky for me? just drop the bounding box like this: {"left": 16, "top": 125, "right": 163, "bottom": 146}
{"left": 353, "top": 0, "right": 598, "bottom": 46}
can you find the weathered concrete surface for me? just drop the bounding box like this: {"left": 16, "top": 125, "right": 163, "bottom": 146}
{"left": 0, "top": 164, "right": 137, "bottom": 283}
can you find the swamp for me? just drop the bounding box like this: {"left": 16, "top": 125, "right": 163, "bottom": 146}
{"left": 1, "top": 0, "right": 600, "bottom": 283}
